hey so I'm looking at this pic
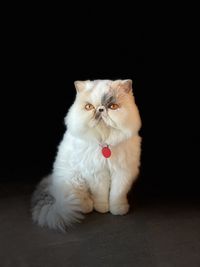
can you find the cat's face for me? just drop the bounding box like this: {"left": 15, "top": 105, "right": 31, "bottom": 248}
{"left": 66, "top": 80, "right": 141, "bottom": 144}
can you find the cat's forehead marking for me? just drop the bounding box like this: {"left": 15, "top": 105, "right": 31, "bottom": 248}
{"left": 101, "top": 93, "right": 116, "bottom": 108}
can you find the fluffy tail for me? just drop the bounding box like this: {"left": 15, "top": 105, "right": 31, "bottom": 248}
{"left": 31, "top": 176, "right": 84, "bottom": 232}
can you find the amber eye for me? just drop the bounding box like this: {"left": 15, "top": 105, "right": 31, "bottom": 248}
{"left": 85, "top": 103, "right": 94, "bottom": 110}
{"left": 109, "top": 103, "right": 119, "bottom": 110}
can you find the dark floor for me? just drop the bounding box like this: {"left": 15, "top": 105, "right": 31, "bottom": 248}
{"left": 0, "top": 183, "right": 200, "bottom": 267}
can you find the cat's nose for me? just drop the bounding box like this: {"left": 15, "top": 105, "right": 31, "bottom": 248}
{"left": 98, "top": 106, "right": 105, "bottom": 112}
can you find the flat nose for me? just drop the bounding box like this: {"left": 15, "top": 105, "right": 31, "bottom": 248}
{"left": 98, "top": 106, "right": 105, "bottom": 112}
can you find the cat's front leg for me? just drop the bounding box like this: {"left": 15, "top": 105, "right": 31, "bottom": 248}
{"left": 109, "top": 169, "right": 138, "bottom": 215}
{"left": 88, "top": 171, "right": 110, "bottom": 213}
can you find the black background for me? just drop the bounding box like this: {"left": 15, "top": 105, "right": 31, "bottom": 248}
{"left": 1, "top": 6, "right": 199, "bottom": 197}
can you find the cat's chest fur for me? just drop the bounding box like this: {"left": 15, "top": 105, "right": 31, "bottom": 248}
{"left": 56, "top": 133, "right": 110, "bottom": 174}
{"left": 54, "top": 132, "right": 140, "bottom": 181}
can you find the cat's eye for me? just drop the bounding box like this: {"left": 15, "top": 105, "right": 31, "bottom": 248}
{"left": 109, "top": 103, "right": 119, "bottom": 110}
{"left": 85, "top": 103, "right": 95, "bottom": 110}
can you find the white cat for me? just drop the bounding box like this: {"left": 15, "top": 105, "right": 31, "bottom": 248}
{"left": 32, "top": 79, "right": 141, "bottom": 231}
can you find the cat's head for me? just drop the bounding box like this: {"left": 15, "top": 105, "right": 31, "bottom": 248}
{"left": 66, "top": 80, "right": 141, "bottom": 145}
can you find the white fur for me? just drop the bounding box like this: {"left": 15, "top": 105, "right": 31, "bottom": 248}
{"left": 32, "top": 79, "right": 141, "bottom": 231}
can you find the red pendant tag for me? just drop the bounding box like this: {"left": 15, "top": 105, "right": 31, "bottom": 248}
{"left": 102, "top": 146, "right": 111, "bottom": 158}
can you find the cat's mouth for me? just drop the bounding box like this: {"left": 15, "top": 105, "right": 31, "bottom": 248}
{"left": 96, "top": 116, "right": 105, "bottom": 125}
{"left": 90, "top": 112, "right": 107, "bottom": 127}
{"left": 93, "top": 113, "right": 116, "bottom": 128}
{"left": 90, "top": 113, "right": 119, "bottom": 131}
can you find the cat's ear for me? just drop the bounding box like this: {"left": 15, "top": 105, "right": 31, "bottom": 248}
{"left": 120, "top": 79, "right": 132, "bottom": 93}
{"left": 74, "top": 80, "right": 90, "bottom": 92}
{"left": 112, "top": 79, "right": 132, "bottom": 93}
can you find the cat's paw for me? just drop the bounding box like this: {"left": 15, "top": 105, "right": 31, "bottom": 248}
{"left": 80, "top": 197, "right": 94, "bottom": 214}
{"left": 94, "top": 202, "right": 109, "bottom": 213}
{"left": 110, "top": 203, "right": 130, "bottom": 215}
